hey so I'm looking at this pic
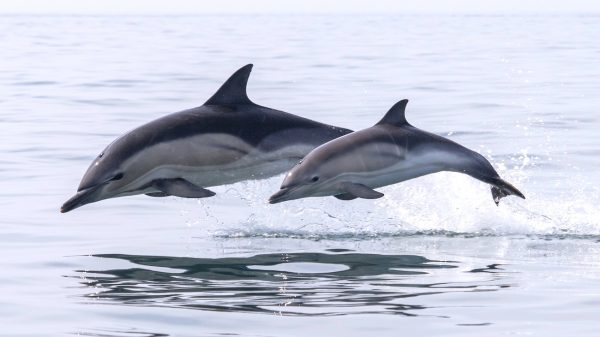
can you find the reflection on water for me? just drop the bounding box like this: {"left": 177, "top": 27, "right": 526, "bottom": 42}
{"left": 75, "top": 252, "right": 510, "bottom": 317}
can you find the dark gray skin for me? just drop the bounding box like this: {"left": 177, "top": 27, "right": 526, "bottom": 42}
{"left": 61, "top": 64, "right": 352, "bottom": 213}
{"left": 269, "top": 99, "right": 525, "bottom": 205}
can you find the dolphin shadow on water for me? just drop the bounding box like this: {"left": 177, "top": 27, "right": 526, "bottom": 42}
{"left": 73, "top": 251, "right": 511, "bottom": 317}
{"left": 61, "top": 64, "right": 352, "bottom": 213}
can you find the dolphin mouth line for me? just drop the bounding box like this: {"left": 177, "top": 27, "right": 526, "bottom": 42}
{"left": 60, "top": 184, "right": 104, "bottom": 213}
{"left": 268, "top": 187, "right": 295, "bottom": 204}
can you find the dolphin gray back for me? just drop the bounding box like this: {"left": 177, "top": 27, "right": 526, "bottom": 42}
{"left": 299, "top": 99, "right": 500, "bottom": 179}
{"left": 116, "top": 63, "right": 350, "bottom": 155}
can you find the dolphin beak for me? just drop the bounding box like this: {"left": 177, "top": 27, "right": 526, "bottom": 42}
{"left": 60, "top": 185, "right": 101, "bottom": 213}
{"left": 269, "top": 187, "right": 295, "bottom": 204}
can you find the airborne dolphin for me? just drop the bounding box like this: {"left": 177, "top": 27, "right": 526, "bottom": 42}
{"left": 61, "top": 64, "right": 352, "bottom": 213}
{"left": 269, "top": 99, "right": 525, "bottom": 205}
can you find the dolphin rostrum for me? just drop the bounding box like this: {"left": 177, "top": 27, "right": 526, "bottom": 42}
{"left": 269, "top": 99, "right": 525, "bottom": 205}
{"left": 61, "top": 64, "right": 352, "bottom": 213}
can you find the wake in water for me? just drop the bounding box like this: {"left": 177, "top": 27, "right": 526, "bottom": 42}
{"left": 178, "top": 152, "right": 600, "bottom": 238}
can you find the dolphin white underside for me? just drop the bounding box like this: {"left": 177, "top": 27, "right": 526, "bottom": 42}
{"left": 107, "top": 133, "right": 312, "bottom": 198}
{"left": 312, "top": 148, "right": 468, "bottom": 197}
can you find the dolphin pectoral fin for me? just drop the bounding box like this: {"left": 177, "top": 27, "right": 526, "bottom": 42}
{"left": 152, "top": 178, "right": 216, "bottom": 198}
{"left": 146, "top": 192, "right": 170, "bottom": 197}
{"left": 338, "top": 182, "right": 384, "bottom": 200}
{"left": 335, "top": 193, "right": 358, "bottom": 200}
{"left": 334, "top": 193, "right": 358, "bottom": 201}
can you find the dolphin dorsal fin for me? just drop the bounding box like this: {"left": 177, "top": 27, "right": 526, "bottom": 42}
{"left": 204, "top": 64, "right": 254, "bottom": 107}
{"left": 376, "top": 99, "right": 410, "bottom": 126}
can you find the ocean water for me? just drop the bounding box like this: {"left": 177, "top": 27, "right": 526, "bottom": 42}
{"left": 1, "top": 14, "right": 599, "bottom": 336}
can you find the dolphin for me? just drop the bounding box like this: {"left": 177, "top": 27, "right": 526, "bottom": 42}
{"left": 61, "top": 64, "right": 352, "bottom": 213}
{"left": 269, "top": 99, "right": 525, "bottom": 205}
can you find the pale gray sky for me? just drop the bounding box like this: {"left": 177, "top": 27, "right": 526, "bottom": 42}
{"left": 1, "top": 0, "right": 599, "bottom": 15}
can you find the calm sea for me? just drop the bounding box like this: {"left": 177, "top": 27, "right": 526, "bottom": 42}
{"left": 1, "top": 14, "right": 599, "bottom": 336}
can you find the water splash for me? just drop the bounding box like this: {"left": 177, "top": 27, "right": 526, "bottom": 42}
{"left": 180, "top": 154, "right": 600, "bottom": 238}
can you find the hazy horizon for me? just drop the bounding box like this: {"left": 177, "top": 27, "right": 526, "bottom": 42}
{"left": 2, "top": 0, "right": 600, "bottom": 15}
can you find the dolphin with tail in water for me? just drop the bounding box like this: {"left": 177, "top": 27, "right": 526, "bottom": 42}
{"left": 269, "top": 99, "right": 525, "bottom": 205}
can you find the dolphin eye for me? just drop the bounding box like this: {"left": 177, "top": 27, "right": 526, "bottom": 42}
{"left": 311, "top": 176, "right": 319, "bottom": 182}
{"left": 112, "top": 173, "right": 124, "bottom": 181}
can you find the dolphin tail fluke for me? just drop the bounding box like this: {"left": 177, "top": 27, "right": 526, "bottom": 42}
{"left": 488, "top": 177, "right": 525, "bottom": 205}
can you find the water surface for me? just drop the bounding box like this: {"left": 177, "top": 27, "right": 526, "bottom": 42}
{"left": 1, "top": 14, "right": 599, "bottom": 336}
